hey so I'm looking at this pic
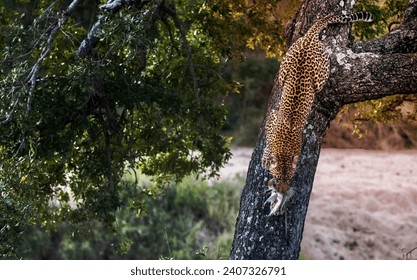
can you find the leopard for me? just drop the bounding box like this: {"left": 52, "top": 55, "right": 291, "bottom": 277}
{"left": 262, "top": 12, "right": 373, "bottom": 216}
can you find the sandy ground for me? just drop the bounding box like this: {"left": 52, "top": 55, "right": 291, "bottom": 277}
{"left": 219, "top": 148, "right": 417, "bottom": 260}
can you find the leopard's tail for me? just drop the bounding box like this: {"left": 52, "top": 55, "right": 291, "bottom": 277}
{"left": 309, "top": 12, "right": 372, "bottom": 41}
{"left": 341, "top": 12, "right": 373, "bottom": 23}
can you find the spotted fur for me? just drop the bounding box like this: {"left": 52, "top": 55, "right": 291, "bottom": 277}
{"left": 262, "top": 12, "right": 372, "bottom": 214}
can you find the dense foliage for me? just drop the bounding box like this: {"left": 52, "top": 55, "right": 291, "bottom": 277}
{"left": 20, "top": 176, "right": 242, "bottom": 260}
{"left": 0, "top": 0, "right": 284, "bottom": 258}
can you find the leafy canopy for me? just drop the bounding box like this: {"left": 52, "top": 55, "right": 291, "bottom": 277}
{"left": 0, "top": 0, "right": 284, "bottom": 258}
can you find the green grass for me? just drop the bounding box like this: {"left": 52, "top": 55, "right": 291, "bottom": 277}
{"left": 19, "top": 175, "right": 244, "bottom": 259}
{"left": 121, "top": 177, "right": 243, "bottom": 260}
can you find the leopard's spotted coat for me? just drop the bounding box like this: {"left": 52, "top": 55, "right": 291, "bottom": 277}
{"left": 262, "top": 12, "right": 372, "bottom": 215}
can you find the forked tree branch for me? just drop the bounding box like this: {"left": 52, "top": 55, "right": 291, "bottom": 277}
{"left": 322, "top": 0, "right": 417, "bottom": 106}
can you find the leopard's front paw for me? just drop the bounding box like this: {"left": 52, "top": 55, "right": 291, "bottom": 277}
{"left": 263, "top": 179, "right": 278, "bottom": 205}
{"left": 266, "top": 191, "right": 284, "bottom": 216}
{"left": 264, "top": 186, "right": 295, "bottom": 216}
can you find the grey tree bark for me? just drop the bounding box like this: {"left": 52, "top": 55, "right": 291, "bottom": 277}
{"left": 230, "top": 0, "right": 417, "bottom": 259}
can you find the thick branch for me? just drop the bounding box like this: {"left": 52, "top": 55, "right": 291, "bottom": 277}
{"left": 76, "top": 16, "right": 102, "bottom": 58}
{"left": 353, "top": 24, "right": 417, "bottom": 54}
{"left": 329, "top": 51, "right": 417, "bottom": 104}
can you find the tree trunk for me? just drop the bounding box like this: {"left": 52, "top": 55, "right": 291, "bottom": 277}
{"left": 230, "top": 0, "right": 417, "bottom": 260}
